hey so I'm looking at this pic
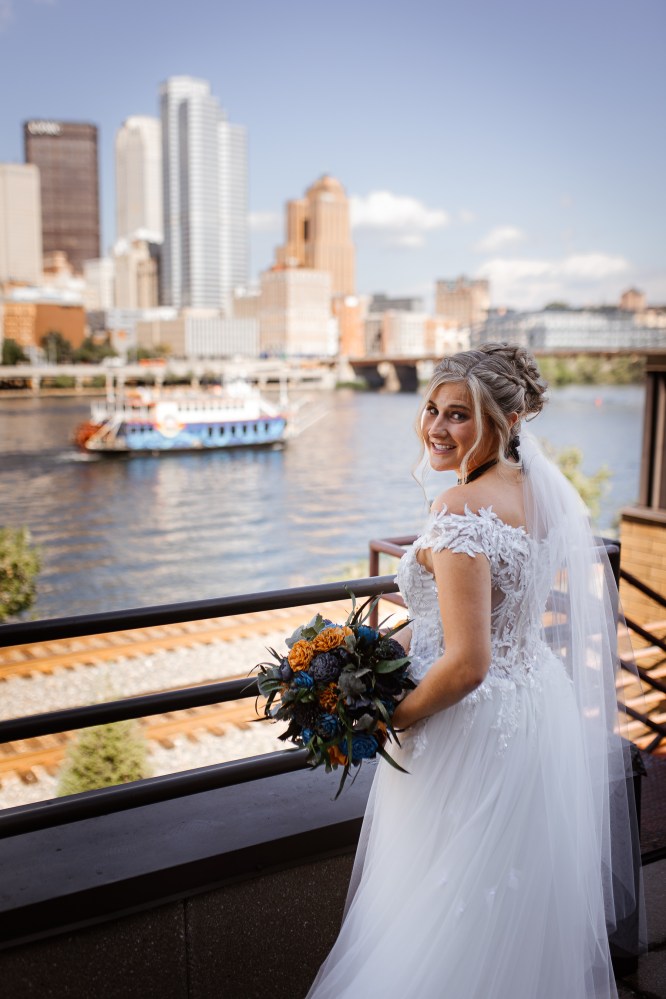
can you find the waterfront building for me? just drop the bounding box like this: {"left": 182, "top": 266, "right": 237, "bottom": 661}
{"left": 619, "top": 288, "right": 647, "bottom": 313}
{"left": 0, "top": 163, "right": 43, "bottom": 285}
{"left": 382, "top": 310, "right": 430, "bottom": 356}
{"left": 435, "top": 276, "right": 489, "bottom": 328}
{"left": 135, "top": 309, "right": 259, "bottom": 358}
{"left": 232, "top": 287, "right": 261, "bottom": 320}
{"left": 369, "top": 292, "right": 422, "bottom": 313}
{"left": 1, "top": 286, "right": 85, "bottom": 355}
{"left": 24, "top": 120, "right": 100, "bottom": 273}
{"left": 159, "top": 76, "right": 248, "bottom": 311}
{"left": 83, "top": 258, "right": 115, "bottom": 311}
{"left": 114, "top": 238, "right": 160, "bottom": 309}
{"left": 87, "top": 306, "right": 176, "bottom": 357}
{"left": 333, "top": 295, "right": 368, "bottom": 357}
{"left": 477, "top": 307, "right": 666, "bottom": 351}
{"left": 115, "top": 116, "right": 163, "bottom": 243}
{"left": 276, "top": 175, "right": 355, "bottom": 297}
{"left": 259, "top": 267, "right": 334, "bottom": 356}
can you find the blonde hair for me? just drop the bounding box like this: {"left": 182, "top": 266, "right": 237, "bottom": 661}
{"left": 416, "top": 342, "right": 547, "bottom": 482}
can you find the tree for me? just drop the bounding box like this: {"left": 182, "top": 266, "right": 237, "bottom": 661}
{"left": 0, "top": 527, "right": 41, "bottom": 621}
{"left": 547, "top": 444, "right": 609, "bottom": 524}
{"left": 73, "top": 335, "right": 118, "bottom": 364}
{"left": 1, "top": 338, "right": 28, "bottom": 365}
{"left": 57, "top": 719, "right": 151, "bottom": 796}
{"left": 41, "top": 330, "right": 74, "bottom": 364}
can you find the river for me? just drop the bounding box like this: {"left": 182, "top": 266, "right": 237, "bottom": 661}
{"left": 0, "top": 384, "right": 644, "bottom": 620}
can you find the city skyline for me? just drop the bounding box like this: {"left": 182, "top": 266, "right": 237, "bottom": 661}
{"left": 0, "top": 0, "right": 664, "bottom": 311}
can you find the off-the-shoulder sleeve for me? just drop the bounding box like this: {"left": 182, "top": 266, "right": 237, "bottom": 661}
{"left": 415, "top": 505, "right": 492, "bottom": 559}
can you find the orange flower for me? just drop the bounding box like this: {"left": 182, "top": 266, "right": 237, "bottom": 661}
{"left": 319, "top": 683, "right": 339, "bottom": 712}
{"left": 328, "top": 745, "right": 347, "bottom": 766}
{"left": 312, "top": 626, "right": 352, "bottom": 653}
{"left": 288, "top": 639, "right": 314, "bottom": 672}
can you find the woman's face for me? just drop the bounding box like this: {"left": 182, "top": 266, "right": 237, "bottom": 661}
{"left": 422, "top": 381, "right": 495, "bottom": 474}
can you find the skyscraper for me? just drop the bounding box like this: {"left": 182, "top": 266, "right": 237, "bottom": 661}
{"left": 115, "top": 116, "right": 163, "bottom": 242}
{"left": 276, "top": 175, "right": 355, "bottom": 297}
{"left": 159, "top": 76, "right": 248, "bottom": 310}
{"left": 23, "top": 120, "right": 100, "bottom": 273}
{"left": 0, "top": 163, "right": 42, "bottom": 285}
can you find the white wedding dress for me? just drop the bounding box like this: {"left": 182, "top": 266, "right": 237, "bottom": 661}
{"left": 307, "top": 504, "right": 621, "bottom": 999}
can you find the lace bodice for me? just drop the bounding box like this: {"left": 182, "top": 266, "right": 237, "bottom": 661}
{"left": 397, "top": 505, "right": 546, "bottom": 685}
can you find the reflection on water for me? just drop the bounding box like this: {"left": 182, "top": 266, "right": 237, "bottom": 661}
{"left": 0, "top": 386, "right": 644, "bottom": 619}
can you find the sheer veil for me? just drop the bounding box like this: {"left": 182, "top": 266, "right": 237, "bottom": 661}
{"left": 520, "top": 430, "right": 645, "bottom": 952}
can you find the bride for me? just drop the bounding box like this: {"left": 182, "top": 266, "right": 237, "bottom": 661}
{"left": 307, "top": 344, "right": 643, "bottom": 998}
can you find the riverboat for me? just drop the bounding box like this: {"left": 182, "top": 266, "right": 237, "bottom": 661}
{"left": 74, "top": 382, "right": 288, "bottom": 454}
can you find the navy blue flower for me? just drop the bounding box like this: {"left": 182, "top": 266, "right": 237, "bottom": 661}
{"left": 341, "top": 733, "right": 379, "bottom": 762}
{"left": 316, "top": 713, "right": 340, "bottom": 739}
{"left": 356, "top": 625, "right": 379, "bottom": 647}
{"left": 301, "top": 728, "right": 315, "bottom": 745}
{"left": 311, "top": 652, "right": 342, "bottom": 685}
{"left": 294, "top": 672, "right": 314, "bottom": 689}
{"left": 377, "top": 637, "right": 405, "bottom": 661}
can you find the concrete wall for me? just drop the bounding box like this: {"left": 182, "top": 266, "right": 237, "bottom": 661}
{"left": 0, "top": 854, "right": 352, "bottom": 999}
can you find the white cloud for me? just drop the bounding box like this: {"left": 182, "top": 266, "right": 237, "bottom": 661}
{"left": 474, "top": 225, "right": 527, "bottom": 254}
{"left": 249, "top": 211, "right": 281, "bottom": 232}
{"left": 350, "top": 190, "right": 449, "bottom": 248}
{"left": 559, "top": 253, "right": 628, "bottom": 279}
{"left": 458, "top": 209, "right": 476, "bottom": 225}
{"left": 477, "top": 252, "right": 631, "bottom": 309}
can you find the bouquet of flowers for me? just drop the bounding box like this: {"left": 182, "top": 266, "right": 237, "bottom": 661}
{"left": 255, "top": 593, "right": 415, "bottom": 796}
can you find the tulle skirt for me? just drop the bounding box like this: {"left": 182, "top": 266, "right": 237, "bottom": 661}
{"left": 306, "top": 653, "right": 618, "bottom": 998}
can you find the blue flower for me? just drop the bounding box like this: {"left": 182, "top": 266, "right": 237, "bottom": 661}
{"left": 301, "top": 728, "right": 315, "bottom": 744}
{"left": 311, "top": 652, "right": 342, "bottom": 685}
{"left": 341, "top": 733, "right": 379, "bottom": 762}
{"left": 356, "top": 625, "right": 379, "bottom": 647}
{"left": 316, "top": 713, "right": 340, "bottom": 739}
{"left": 294, "top": 672, "right": 314, "bottom": 688}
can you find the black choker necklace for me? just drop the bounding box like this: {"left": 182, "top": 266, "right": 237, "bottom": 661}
{"left": 457, "top": 458, "right": 498, "bottom": 485}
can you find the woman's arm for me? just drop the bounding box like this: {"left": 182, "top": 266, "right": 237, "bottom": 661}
{"left": 392, "top": 548, "right": 492, "bottom": 730}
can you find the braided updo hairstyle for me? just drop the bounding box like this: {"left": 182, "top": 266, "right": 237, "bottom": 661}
{"left": 416, "top": 342, "right": 547, "bottom": 482}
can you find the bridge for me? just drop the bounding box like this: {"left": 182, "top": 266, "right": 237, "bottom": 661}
{"left": 1, "top": 348, "right": 664, "bottom": 396}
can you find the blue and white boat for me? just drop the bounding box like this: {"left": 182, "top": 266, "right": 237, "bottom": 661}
{"left": 75, "top": 381, "right": 287, "bottom": 454}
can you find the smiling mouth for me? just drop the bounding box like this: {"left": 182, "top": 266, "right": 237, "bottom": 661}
{"left": 430, "top": 441, "right": 456, "bottom": 453}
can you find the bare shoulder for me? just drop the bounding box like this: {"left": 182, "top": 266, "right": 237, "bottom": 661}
{"left": 430, "top": 483, "right": 476, "bottom": 517}
{"left": 432, "top": 466, "right": 526, "bottom": 530}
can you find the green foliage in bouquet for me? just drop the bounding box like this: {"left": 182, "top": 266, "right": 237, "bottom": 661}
{"left": 57, "top": 719, "right": 151, "bottom": 797}
{"left": 256, "top": 592, "right": 415, "bottom": 797}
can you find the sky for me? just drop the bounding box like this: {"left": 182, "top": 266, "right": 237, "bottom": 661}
{"left": 1, "top": 0, "right": 664, "bottom": 311}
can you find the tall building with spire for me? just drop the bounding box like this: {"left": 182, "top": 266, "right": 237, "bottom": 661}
{"left": 24, "top": 119, "right": 100, "bottom": 273}
{"left": 276, "top": 175, "right": 355, "bottom": 297}
{"left": 159, "top": 76, "right": 248, "bottom": 311}
{"left": 115, "top": 116, "right": 163, "bottom": 243}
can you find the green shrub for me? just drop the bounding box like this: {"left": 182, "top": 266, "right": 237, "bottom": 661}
{"left": 0, "top": 527, "right": 41, "bottom": 621}
{"left": 57, "top": 719, "right": 151, "bottom": 796}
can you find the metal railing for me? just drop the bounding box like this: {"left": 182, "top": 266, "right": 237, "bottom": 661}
{"left": 0, "top": 574, "right": 398, "bottom": 839}
{"left": 620, "top": 568, "right": 666, "bottom": 752}
{"left": 0, "top": 537, "right": 660, "bottom": 839}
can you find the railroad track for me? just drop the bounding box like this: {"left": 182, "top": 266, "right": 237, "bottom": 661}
{"left": 0, "top": 694, "right": 270, "bottom": 785}
{"left": 0, "top": 597, "right": 384, "bottom": 786}
{"left": 0, "top": 600, "right": 362, "bottom": 682}
{"left": 1, "top": 606, "right": 663, "bottom": 788}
